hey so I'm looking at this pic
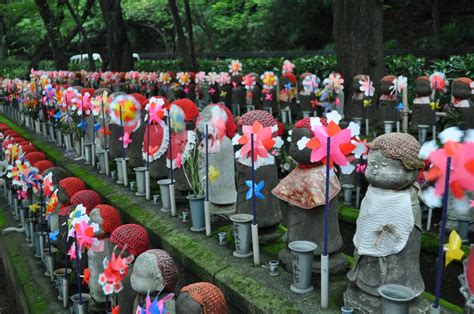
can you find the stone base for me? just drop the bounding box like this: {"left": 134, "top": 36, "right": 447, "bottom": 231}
{"left": 258, "top": 225, "right": 283, "bottom": 244}
{"left": 278, "top": 249, "right": 348, "bottom": 275}
{"left": 343, "top": 283, "right": 431, "bottom": 313}
{"left": 209, "top": 202, "right": 236, "bottom": 216}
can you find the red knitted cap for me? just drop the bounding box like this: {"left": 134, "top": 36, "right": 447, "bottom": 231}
{"left": 282, "top": 73, "right": 297, "bottom": 85}
{"left": 172, "top": 99, "right": 199, "bottom": 122}
{"left": 93, "top": 204, "right": 122, "bottom": 234}
{"left": 130, "top": 93, "right": 148, "bottom": 106}
{"left": 110, "top": 224, "right": 149, "bottom": 257}
{"left": 147, "top": 249, "right": 179, "bottom": 292}
{"left": 0, "top": 125, "right": 10, "bottom": 131}
{"left": 70, "top": 190, "right": 101, "bottom": 214}
{"left": 20, "top": 145, "right": 37, "bottom": 155}
{"left": 215, "top": 104, "right": 237, "bottom": 138}
{"left": 295, "top": 117, "right": 327, "bottom": 129}
{"left": 81, "top": 88, "right": 95, "bottom": 96}
{"left": 59, "top": 177, "right": 86, "bottom": 198}
{"left": 239, "top": 110, "right": 276, "bottom": 128}
{"left": 4, "top": 130, "right": 19, "bottom": 137}
{"left": 58, "top": 204, "right": 72, "bottom": 217}
{"left": 33, "top": 160, "right": 55, "bottom": 173}
{"left": 24, "top": 151, "right": 46, "bottom": 165}
{"left": 180, "top": 282, "right": 227, "bottom": 314}
{"left": 11, "top": 136, "right": 25, "bottom": 143}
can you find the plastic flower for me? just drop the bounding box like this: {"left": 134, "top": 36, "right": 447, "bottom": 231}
{"left": 83, "top": 268, "right": 90, "bottom": 285}
{"left": 91, "top": 92, "right": 110, "bottom": 116}
{"left": 208, "top": 165, "right": 220, "bottom": 184}
{"left": 228, "top": 60, "right": 242, "bottom": 75}
{"left": 242, "top": 74, "right": 256, "bottom": 90}
{"left": 195, "top": 72, "right": 207, "bottom": 85}
{"left": 145, "top": 97, "right": 167, "bottom": 125}
{"left": 445, "top": 230, "right": 464, "bottom": 266}
{"left": 159, "top": 72, "right": 172, "bottom": 84}
{"left": 260, "top": 72, "right": 277, "bottom": 90}
{"left": 46, "top": 190, "right": 58, "bottom": 215}
{"left": 282, "top": 60, "right": 295, "bottom": 74}
{"left": 49, "top": 229, "right": 59, "bottom": 241}
{"left": 218, "top": 72, "right": 231, "bottom": 86}
{"left": 177, "top": 72, "right": 191, "bottom": 86}
{"left": 359, "top": 77, "right": 375, "bottom": 97}
{"left": 302, "top": 74, "right": 319, "bottom": 94}
{"left": 322, "top": 72, "right": 344, "bottom": 93}
{"left": 430, "top": 71, "right": 448, "bottom": 91}
{"left": 391, "top": 75, "right": 408, "bottom": 94}
{"left": 136, "top": 292, "right": 174, "bottom": 314}
{"left": 207, "top": 72, "right": 219, "bottom": 85}
{"left": 119, "top": 132, "right": 133, "bottom": 148}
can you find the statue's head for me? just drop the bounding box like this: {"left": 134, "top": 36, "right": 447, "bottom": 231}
{"left": 379, "top": 75, "right": 396, "bottom": 95}
{"left": 289, "top": 117, "right": 327, "bottom": 165}
{"left": 57, "top": 177, "right": 85, "bottom": 204}
{"left": 89, "top": 204, "right": 122, "bottom": 238}
{"left": 414, "top": 76, "right": 431, "bottom": 97}
{"left": 366, "top": 133, "right": 424, "bottom": 190}
{"left": 176, "top": 282, "right": 227, "bottom": 314}
{"left": 110, "top": 224, "right": 149, "bottom": 260}
{"left": 130, "top": 249, "right": 179, "bottom": 295}
{"left": 452, "top": 77, "right": 473, "bottom": 99}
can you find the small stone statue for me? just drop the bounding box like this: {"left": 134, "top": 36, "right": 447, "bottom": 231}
{"left": 176, "top": 282, "right": 226, "bottom": 314}
{"left": 57, "top": 177, "right": 86, "bottom": 217}
{"left": 452, "top": 77, "right": 474, "bottom": 129}
{"left": 410, "top": 76, "right": 433, "bottom": 132}
{"left": 87, "top": 205, "right": 122, "bottom": 304}
{"left": 298, "top": 72, "right": 319, "bottom": 115}
{"left": 260, "top": 71, "right": 279, "bottom": 116}
{"left": 344, "top": 133, "right": 426, "bottom": 311}
{"left": 243, "top": 72, "right": 262, "bottom": 110}
{"left": 377, "top": 75, "right": 399, "bottom": 127}
{"left": 279, "top": 60, "right": 298, "bottom": 120}
{"left": 109, "top": 224, "right": 149, "bottom": 314}
{"left": 197, "top": 104, "right": 237, "bottom": 213}
{"left": 348, "top": 74, "right": 372, "bottom": 120}
{"left": 273, "top": 118, "right": 346, "bottom": 273}
{"left": 131, "top": 249, "right": 179, "bottom": 314}
{"left": 229, "top": 60, "right": 246, "bottom": 114}
{"left": 234, "top": 110, "right": 282, "bottom": 242}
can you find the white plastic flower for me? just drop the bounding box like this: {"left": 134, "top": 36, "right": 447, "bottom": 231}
{"left": 326, "top": 110, "right": 342, "bottom": 125}
{"left": 348, "top": 121, "right": 360, "bottom": 137}
{"left": 418, "top": 140, "right": 439, "bottom": 160}
{"left": 438, "top": 127, "right": 463, "bottom": 144}
{"left": 228, "top": 60, "right": 242, "bottom": 76}
{"left": 297, "top": 136, "right": 310, "bottom": 151}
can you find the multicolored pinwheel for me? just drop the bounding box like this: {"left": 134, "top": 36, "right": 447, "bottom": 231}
{"left": 135, "top": 292, "right": 174, "bottom": 314}
{"left": 98, "top": 250, "right": 132, "bottom": 295}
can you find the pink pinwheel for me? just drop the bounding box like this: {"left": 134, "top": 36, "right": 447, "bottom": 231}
{"left": 98, "top": 251, "right": 130, "bottom": 295}
{"left": 145, "top": 97, "right": 167, "bottom": 125}
{"left": 238, "top": 121, "right": 276, "bottom": 161}
{"left": 305, "top": 121, "right": 355, "bottom": 168}
{"left": 242, "top": 74, "right": 256, "bottom": 90}
{"left": 74, "top": 220, "right": 98, "bottom": 252}
{"left": 72, "top": 92, "right": 92, "bottom": 116}
{"left": 265, "top": 93, "right": 273, "bottom": 101}
{"left": 43, "top": 172, "right": 54, "bottom": 197}
{"left": 359, "top": 77, "right": 375, "bottom": 97}
{"left": 430, "top": 71, "right": 448, "bottom": 91}
{"left": 68, "top": 243, "right": 77, "bottom": 260}
{"left": 136, "top": 293, "right": 174, "bottom": 314}
{"left": 218, "top": 72, "right": 231, "bottom": 86}
{"left": 119, "top": 131, "right": 133, "bottom": 148}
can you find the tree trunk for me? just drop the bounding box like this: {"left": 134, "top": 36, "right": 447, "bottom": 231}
{"left": 168, "top": 0, "right": 193, "bottom": 70}
{"left": 65, "top": 0, "right": 96, "bottom": 71}
{"left": 183, "top": 0, "right": 197, "bottom": 70}
{"left": 99, "top": 0, "right": 134, "bottom": 71}
{"left": 29, "top": 40, "right": 50, "bottom": 70}
{"left": 0, "top": 0, "right": 7, "bottom": 59}
{"left": 431, "top": 0, "right": 440, "bottom": 48}
{"left": 333, "top": 0, "right": 384, "bottom": 110}
{"left": 34, "top": 0, "right": 68, "bottom": 70}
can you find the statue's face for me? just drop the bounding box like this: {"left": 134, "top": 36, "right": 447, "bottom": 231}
{"left": 89, "top": 208, "right": 104, "bottom": 237}
{"left": 379, "top": 80, "right": 392, "bottom": 95}
{"left": 130, "top": 252, "right": 164, "bottom": 294}
{"left": 365, "top": 150, "right": 417, "bottom": 190}
{"left": 452, "top": 81, "right": 471, "bottom": 99}
{"left": 289, "top": 127, "right": 313, "bottom": 164}
{"left": 57, "top": 187, "right": 70, "bottom": 204}
{"left": 196, "top": 106, "right": 213, "bottom": 136}
{"left": 176, "top": 292, "right": 203, "bottom": 313}
{"left": 414, "top": 79, "right": 431, "bottom": 97}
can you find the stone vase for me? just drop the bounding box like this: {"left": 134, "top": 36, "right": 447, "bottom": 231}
{"left": 158, "top": 179, "right": 172, "bottom": 212}
{"left": 71, "top": 293, "right": 91, "bottom": 314}
{"left": 230, "top": 213, "right": 253, "bottom": 258}
{"left": 378, "top": 284, "right": 416, "bottom": 314}
{"left": 188, "top": 195, "right": 205, "bottom": 232}
{"left": 134, "top": 167, "right": 147, "bottom": 197}
{"left": 289, "top": 240, "right": 317, "bottom": 294}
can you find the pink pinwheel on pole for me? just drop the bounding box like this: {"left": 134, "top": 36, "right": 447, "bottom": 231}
{"left": 419, "top": 127, "right": 474, "bottom": 312}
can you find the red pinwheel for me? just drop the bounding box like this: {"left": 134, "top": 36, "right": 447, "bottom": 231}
{"left": 99, "top": 250, "right": 130, "bottom": 295}
{"left": 238, "top": 121, "right": 275, "bottom": 161}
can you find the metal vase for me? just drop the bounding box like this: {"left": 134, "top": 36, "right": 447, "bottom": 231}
{"left": 353, "top": 117, "right": 363, "bottom": 128}
{"left": 33, "top": 231, "right": 42, "bottom": 258}
{"left": 288, "top": 240, "right": 317, "bottom": 294}
{"left": 48, "top": 125, "right": 55, "bottom": 142}
{"left": 71, "top": 293, "right": 91, "bottom": 314}
{"left": 384, "top": 121, "right": 395, "bottom": 134}
{"left": 84, "top": 143, "right": 92, "bottom": 164}
{"left": 56, "top": 129, "right": 63, "bottom": 146}
{"left": 134, "top": 167, "right": 147, "bottom": 197}
{"left": 378, "top": 284, "right": 416, "bottom": 314}
{"left": 269, "top": 260, "right": 280, "bottom": 276}
{"left": 187, "top": 195, "right": 206, "bottom": 232}
{"left": 74, "top": 140, "right": 81, "bottom": 156}
{"left": 98, "top": 151, "right": 106, "bottom": 173}
{"left": 114, "top": 157, "right": 129, "bottom": 184}
{"left": 230, "top": 214, "right": 254, "bottom": 258}
{"left": 157, "top": 179, "right": 172, "bottom": 212}
{"left": 54, "top": 268, "right": 71, "bottom": 305}
{"left": 34, "top": 120, "right": 41, "bottom": 134}
{"left": 342, "top": 184, "right": 354, "bottom": 205}
{"left": 42, "top": 247, "right": 57, "bottom": 282}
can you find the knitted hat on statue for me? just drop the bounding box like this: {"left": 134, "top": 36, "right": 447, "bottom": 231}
{"left": 110, "top": 224, "right": 149, "bottom": 257}
{"left": 70, "top": 190, "right": 101, "bottom": 214}
{"left": 58, "top": 177, "right": 86, "bottom": 203}
{"left": 238, "top": 110, "right": 277, "bottom": 135}
{"left": 369, "top": 133, "right": 425, "bottom": 171}
{"left": 294, "top": 117, "right": 328, "bottom": 129}
{"left": 147, "top": 249, "right": 179, "bottom": 292}
{"left": 20, "top": 145, "right": 37, "bottom": 155}
{"left": 180, "top": 282, "right": 227, "bottom": 314}
{"left": 216, "top": 104, "right": 236, "bottom": 138}
{"left": 33, "top": 160, "right": 55, "bottom": 173}
{"left": 171, "top": 99, "right": 199, "bottom": 122}
{"left": 93, "top": 204, "right": 122, "bottom": 235}
{"left": 24, "top": 151, "right": 46, "bottom": 165}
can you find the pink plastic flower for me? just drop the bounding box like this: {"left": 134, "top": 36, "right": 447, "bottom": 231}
{"left": 238, "top": 121, "right": 276, "bottom": 161}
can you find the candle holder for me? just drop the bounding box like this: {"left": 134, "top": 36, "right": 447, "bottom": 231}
{"left": 417, "top": 125, "right": 430, "bottom": 144}
{"left": 342, "top": 184, "right": 355, "bottom": 205}
{"left": 182, "top": 210, "right": 190, "bottom": 222}
{"left": 218, "top": 232, "right": 227, "bottom": 245}
{"left": 384, "top": 121, "right": 395, "bottom": 134}
{"left": 269, "top": 260, "right": 280, "bottom": 276}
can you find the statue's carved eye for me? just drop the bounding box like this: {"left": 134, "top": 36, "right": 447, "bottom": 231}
{"left": 381, "top": 162, "right": 388, "bottom": 166}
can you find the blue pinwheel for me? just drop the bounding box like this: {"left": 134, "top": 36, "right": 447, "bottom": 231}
{"left": 49, "top": 229, "right": 59, "bottom": 241}
{"left": 396, "top": 102, "right": 404, "bottom": 112}
{"left": 94, "top": 122, "right": 101, "bottom": 133}
{"left": 77, "top": 120, "right": 88, "bottom": 131}
{"left": 245, "top": 180, "right": 265, "bottom": 200}
{"left": 284, "top": 82, "right": 292, "bottom": 91}
{"left": 54, "top": 111, "right": 62, "bottom": 121}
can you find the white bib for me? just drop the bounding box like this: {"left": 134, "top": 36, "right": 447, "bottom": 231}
{"left": 353, "top": 185, "right": 414, "bottom": 257}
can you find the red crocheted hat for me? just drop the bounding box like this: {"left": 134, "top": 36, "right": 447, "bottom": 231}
{"left": 282, "top": 73, "right": 297, "bottom": 85}
{"left": 33, "top": 160, "right": 55, "bottom": 173}
{"left": 11, "top": 136, "right": 24, "bottom": 143}
{"left": 147, "top": 249, "right": 179, "bottom": 292}
{"left": 20, "top": 145, "right": 37, "bottom": 155}
{"left": 81, "top": 88, "right": 95, "bottom": 96}
{"left": 0, "top": 125, "right": 10, "bottom": 131}
{"left": 4, "top": 130, "right": 18, "bottom": 137}
{"left": 59, "top": 177, "right": 86, "bottom": 198}
{"left": 180, "top": 282, "right": 227, "bottom": 314}
{"left": 130, "top": 93, "right": 148, "bottom": 106}
{"left": 59, "top": 204, "right": 72, "bottom": 217}
{"left": 93, "top": 204, "right": 122, "bottom": 235}
{"left": 110, "top": 224, "right": 149, "bottom": 257}
{"left": 70, "top": 189, "right": 101, "bottom": 214}
{"left": 294, "top": 117, "right": 328, "bottom": 129}
{"left": 24, "top": 151, "right": 46, "bottom": 165}
{"left": 215, "top": 104, "right": 237, "bottom": 138}
{"left": 238, "top": 110, "right": 277, "bottom": 136}
{"left": 172, "top": 99, "right": 199, "bottom": 122}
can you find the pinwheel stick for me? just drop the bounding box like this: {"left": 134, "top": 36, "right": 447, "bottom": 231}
{"left": 321, "top": 136, "right": 330, "bottom": 309}
{"left": 167, "top": 115, "right": 176, "bottom": 217}
{"left": 119, "top": 106, "right": 128, "bottom": 187}
{"left": 204, "top": 124, "right": 211, "bottom": 236}
{"left": 432, "top": 82, "right": 438, "bottom": 140}
{"left": 250, "top": 134, "right": 260, "bottom": 266}
{"left": 91, "top": 115, "right": 96, "bottom": 167}
{"left": 73, "top": 235, "right": 83, "bottom": 304}
{"left": 145, "top": 116, "right": 151, "bottom": 200}
{"left": 101, "top": 99, "right": 110, "bottom": 176}
{"left": 433, "top": 156, "right": 452, "bottom": 310}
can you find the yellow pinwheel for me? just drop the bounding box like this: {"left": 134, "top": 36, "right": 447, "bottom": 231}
{"left": 430, "top": 100, "right": 441, "bottom": 111}
{"left": 363, "top": 99, "right": 372, "bottom": 107}
{"left": 208, "top": 165, "right": 221, "bottom": 185}
{"left": 444, "top": 230, "right": 464, "bottom": 266}
{"left": 29, "top": 203, "right": 41, "bottom": 213}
